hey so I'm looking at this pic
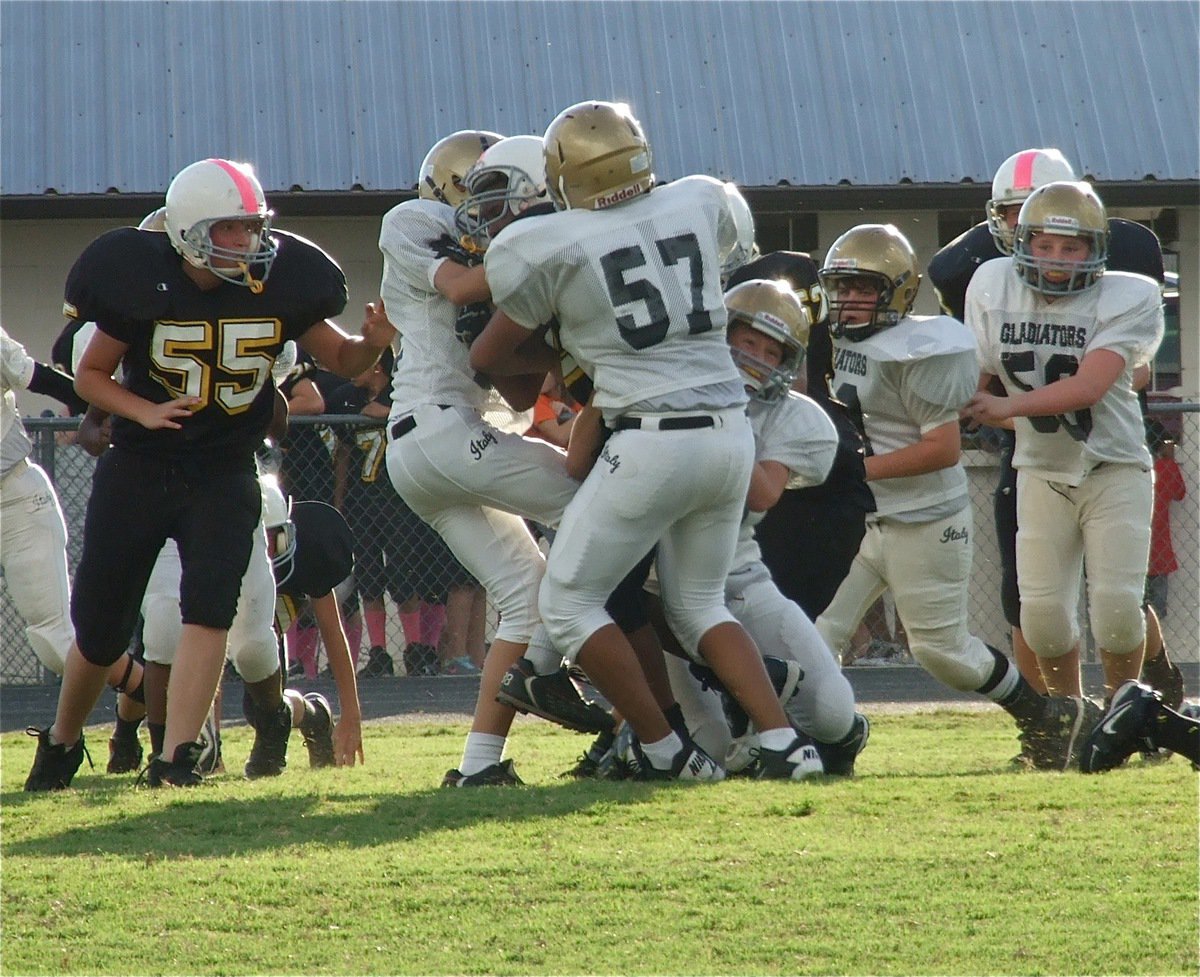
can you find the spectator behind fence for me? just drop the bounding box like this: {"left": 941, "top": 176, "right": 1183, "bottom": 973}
{"left": 1146, "top": 436, "right": 1187, "bottom": 620}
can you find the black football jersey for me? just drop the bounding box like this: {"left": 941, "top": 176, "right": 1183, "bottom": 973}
{"left": 275, "top": 500, "right": 355, "bottom": 633}
{"left": 63, "top": 228, "right": 347, "bottom": 466}
{"left": 929, "top": 218, "right": 1164, "bottom": 322}
{"left": 725, "top": 250, "right": 833, "bottom": 397}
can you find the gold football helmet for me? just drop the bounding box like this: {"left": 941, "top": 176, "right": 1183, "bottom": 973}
{"left": 418, "top": 130, "right": 504, "bottom": 208}
{"left": 1013, "top": 181, "right": 1108, "bottom": 295}
{"left": 819, "top": 224, "right": 921, "bottom": 342}
{"left": 543, "top": 101, "right": 654, "bottom": 210}
{"left": 724, "top": 279, "right": 810, "bottom": 402}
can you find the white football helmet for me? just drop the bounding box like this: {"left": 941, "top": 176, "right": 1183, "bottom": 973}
{"left": 418, "top": 130, "right": 504, "bottom": 208}
{"left": 1013, "top": 181, "right": 1108, "bottom": 295}
{"left": 138, "top": 206, "right": 167, "bottom": 232}
{"left": 724, "top": 279, "right": 810, "bottom": 403}
{"left": 986, "top": 148, "right": 1077, "bottom": 255}
{"left": 164, "top": 158, "right": 277, "bottom": 292}
{"left": 721, "top": 183, "right": 758, "bottom": 280}
{"left": 454, "top": 134, "right": 549, "bottom": 252}
{"left": 260, "top": 473, "right": 297, "bottom": 585}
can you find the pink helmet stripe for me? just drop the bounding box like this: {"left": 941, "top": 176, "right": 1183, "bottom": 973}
{"left": 209, "top": 158, "right": 260, "bottom": 214}
{"left": 1013, "top": 150, "right": 1037, "bottom": 191}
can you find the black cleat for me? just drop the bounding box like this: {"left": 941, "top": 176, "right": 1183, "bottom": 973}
{"left": 632, "top": 734, "right": 725, "bottom": 782}
{"left": 441, "top": 758, "right": 524, "bottom": 787}
{"left": 813, "top": 713, "right": 870, "bottom": 777}
{"left": 497, "top": 657, "right": 615, "bottom": 735}
{"left": 143, "top": 742, "right": 205, "bottom": 787}
{"left": 1080, "top": 681, "right": 1163, "bottom": 774}
{"left": 298, "top": 692, "right": 335, "bottom": 768}
{"left": 754, "top": 733, "right": 824, "bottom": 780}
{"left": 244, "top": 701, "right": 292, "bottom": 779}
{"left": 1019, "top": 695, "right": 1102, "bottom": 771}
{"left": 24, "top": 727, "right": 90, "bottom": 792}
{"left": 563, "top": 730, "right": 617, "bottom": 779}
{"left": 106, "top": 729, "right": 144, "bottom": 775}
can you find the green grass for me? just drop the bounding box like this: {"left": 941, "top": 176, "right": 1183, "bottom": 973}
{"left": 2, "top": 709, "right": 1197, "bottom": 976}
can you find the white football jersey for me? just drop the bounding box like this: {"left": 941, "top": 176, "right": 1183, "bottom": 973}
{"left": 1, "top": 326, "right": 36, "bottom": 476}
{"left": 732, "top": 392, "right": 838, "bottom": 570}
{"left": 966, "top": 260, "right": 1163, "bottom": 484}
{"left": 378, "top": 198, "right": 491, "bottom": 421}
{"left": 486, "top": 175, "right": 746, "bottom": 414}
{"left": 830, "top": 315, "right": 977, "bottom": 520}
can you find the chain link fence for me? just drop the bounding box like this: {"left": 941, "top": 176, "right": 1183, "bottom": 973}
{"left": 3, "top": 406, "right": 1197, "bottom": 685}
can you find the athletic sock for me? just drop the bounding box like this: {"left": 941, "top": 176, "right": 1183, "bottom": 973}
{"left": 113, "top": 714, "right": 143, "bottom": 740}
{"left": 459, "top": 732, "right": 506, "bottom": 776}
{"left": 758, "top": 727, "right": 797, "bottom": 752}
{"left": 979, "top": 645, "right": 1044, "bottom": 726}
{"left": 524, "top": 625, "right": 564, "bottom": 675}
{"left": 640, "top": 731, "right": 684, "bottom": 770}
{"left": 148, "top": 722, "right": 165, "bottom": 757}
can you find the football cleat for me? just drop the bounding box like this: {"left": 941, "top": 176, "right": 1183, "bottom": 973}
{"left": 563, "top": 729, "right": 617, "bottom": 779}
{"left": 754, "top": 733, "right": 825, "bottom": 780}
{"left": 632, "top": 735, "right": 725, "bottom": 782}
{"left": 441, "top": 758, "right": 524, "bottom": 788}
{"left": 496, "top": 657, "right": 615, "bottom": 735}
{"left": 298, "top": 692, "right": 336, "bottom": 768}
{"left": 1019, "top": 695, "right": 1103, "bottom": 771}
{"left": 24, "top": 727, "right": 91, "bottom": 792}
{"left": 813, "top": 713, "right": 870, "bottom": 777}
{"left": 143, "top": 742, "right": 205, "bottom": 788}
{"left": 196, "top": 708, "right": 224, "bottom": 775}
{"left": 1080, "top": 681, "right": 1163, "bottom": 774}
{"left": 106, "top": 728, "right": 144, "bottom": 775}
{"left": 244, "top": 701, "right": 292, "bottom": 779}
{"left": 1140, "top": 648, "right": 1184, "bottom": 711}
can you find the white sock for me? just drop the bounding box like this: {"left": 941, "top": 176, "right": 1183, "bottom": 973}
{"left": 758, "top": 727, "right": 797, "bottom": 752}
{"left": 524, "top": 625, "right": 563, "bottom": 675}
{"left": 459, "top": 732, "right": 506, "bottom": 776}
{"left": 640, "top": 731, "right": 684, "bottom": 769}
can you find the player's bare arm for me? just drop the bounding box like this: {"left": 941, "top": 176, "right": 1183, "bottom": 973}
{"left": 565, "top": 403, "right": 604, "bottom": 481}
{"left": 469, "top": 309, "right": 557, "bottom": 377}
{"left": 964, "top": 348, "right": 1125, "bottom": 426}
{"left": 746, "top": 459, "right": 790, "bottom": 512}
{"left": 75, "top": 327, "right": 200, "bottom": 429}
{"left": 433, "top": 260, "right": 490, "bottom": 307}
{"left": 864, "top": 419, "right": 961, "bottom": 481}
{"left": 297, "top": 316, "right": 396, "bottom": 380}
{"left": 310, "top": 590, "right": 364, "bottom": 767}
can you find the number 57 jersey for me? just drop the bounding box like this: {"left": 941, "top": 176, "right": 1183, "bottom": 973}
{"left": 965, "top": 258, "right": 1163, "bottom": 486}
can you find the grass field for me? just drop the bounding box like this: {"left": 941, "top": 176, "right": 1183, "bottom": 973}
{"left": 2, "top": 707, "right": 1197, "bottom": 977}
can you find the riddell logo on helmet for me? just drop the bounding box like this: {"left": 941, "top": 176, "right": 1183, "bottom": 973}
{"left": 594, "top": 182, "right": 647, "bottom": 209}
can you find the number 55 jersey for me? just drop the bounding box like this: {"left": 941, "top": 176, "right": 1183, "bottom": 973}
{"left": 965, "top": 259, "right": 1163, "bottom": 486}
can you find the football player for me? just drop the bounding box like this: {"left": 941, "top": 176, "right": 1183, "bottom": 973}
{"left": 963, "top": 182, "right": 1164, "bottom": 711}
{"left": 381, "top": 131, "right": 598, "bottom": 786}
{"left": 813, "top": 223, "right": 1098, "bottom": 770}
{"left": 661, "top": 280, "right": 868, "bottom": 775}
{"left": 2, "top": 327, "right": 147, "bottom": 718}
{"left": 929, "top": 148, "right": 1181, "bottom": 710}
{"left": 24, "top": 158, "right": 394, "bottom": 791}
{"left": 472, "top": 100, "right": 820, "bottom": 780}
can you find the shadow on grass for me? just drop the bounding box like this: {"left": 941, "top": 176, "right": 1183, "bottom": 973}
{"left": 1, "top": 777, "right": 668, "bottom": 859}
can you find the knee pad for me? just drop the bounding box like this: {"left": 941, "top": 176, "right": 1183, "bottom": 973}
{"left": 24, "top": 620, "right": 71, "bottom": 677}
{"left": 1019, "top": 597, "right": 1079, "bottom": 659}
{"left": 1089, "top": 592, "right": 1146, "bottom": 655}
{"left": 908, "top": 629, "right": 993, "bottom": 692}
{"left": 141, "top": 595, "right": 183, "bottom": 666}
{"left": 537, "top": 573, "right": 614, "bottom": 661}
{"left": 788, "top": 669, "right": 856, "bottom": 744}
{"left": 229, "top": 632, "right": 279, "bottom": 684}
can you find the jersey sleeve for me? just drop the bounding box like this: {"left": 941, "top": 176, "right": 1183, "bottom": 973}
{"left": 1092, "top": 275, "right": 1165, "bottom": 368}
{"left": 758, "top": 394, "right": 839, "bottom": 488}
{"left": 927, "top": 223, "right": 999, "bottom": 321}
{"left": 63, "top": 228, "right": 175, "bottom": 340}
{"left": 378, "top": 203, "right": 452, "bottom": 294}
{"left": 964, "top": 261, "right": 1005, "bottom": 376}
{"left": 486, "top": 227, "right": 554, "bottom": 330}
{"left": 899, "top": 348, "right": 979, "bottom": 431}
{"left": 1107, "top": 219, "right": 1164, "bottom": 283}
{"left": 267, "top": 233, "right": 349, "bottom": 325}
{"left": 0, "top": 327, "right": 36, "bottom": 392}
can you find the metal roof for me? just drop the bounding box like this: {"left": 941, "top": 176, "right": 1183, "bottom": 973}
{"left": 2, "top": 0, "right": 1197, "bottom": 199}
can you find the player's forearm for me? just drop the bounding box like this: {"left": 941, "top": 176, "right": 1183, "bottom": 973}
{"left": 865, "top": 434, "right": 960, "bottom": 481}
{"left": 329, "top": 337, "right": 390, "bottom": 380}
{"left": 434, "top": 262, "right": 490, "bottom": 307}
{"left": 746, "top": 459, "right": 789, "bottom": 512}
{"left": 74, "top": 367, "right": 159, "bottom": 424}
{"left": 1006, "top": 374, "right": 1110, "bottom": 418}
{"left": 313, "top": 596, "right": 361, "bottom": 720}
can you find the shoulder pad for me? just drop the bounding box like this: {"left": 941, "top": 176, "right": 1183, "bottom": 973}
{"left": 1107, "top": 219, "right": 1164, "bottom": 283}
{"left": 64, "top": 228, "right": 177, "bottom": 323}
{"left": 1095, "top": 271, "right": 1162, "bottom": 318}
{"left": 264, "top": 231, "right": 349, "bottom": 319}
{"left": 856, "top": 315, "right": 977, "bottom": 362}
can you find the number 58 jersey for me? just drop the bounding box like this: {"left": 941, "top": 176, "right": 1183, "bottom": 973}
{"left": 486, "top": 175, "right": 745, "bottom": 413}
{"left": 965, "top": 258, "right": 1163, "bottom": 485}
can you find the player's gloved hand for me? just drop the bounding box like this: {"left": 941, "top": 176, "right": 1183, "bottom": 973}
{"left": 429, "top": 233, "right": 483, "bottom": 267}
{"left": 454, "top": 302, "right": 494, "bottom": 348}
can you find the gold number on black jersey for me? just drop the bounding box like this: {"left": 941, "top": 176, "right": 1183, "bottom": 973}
{"left": 150, "top": 319, "right": 283, "bottom": 414}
